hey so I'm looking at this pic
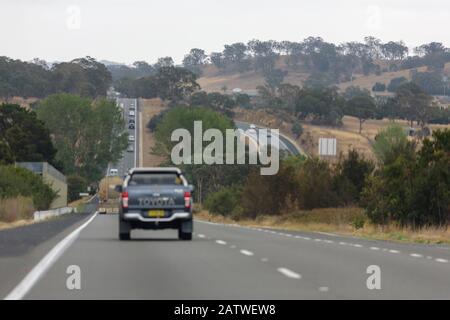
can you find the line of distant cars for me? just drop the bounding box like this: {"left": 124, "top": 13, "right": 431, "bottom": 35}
{"left": 127, "top": 103, "right": 135, "bottom": 152}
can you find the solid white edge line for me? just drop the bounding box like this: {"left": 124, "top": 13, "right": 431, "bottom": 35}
{"left": 277, "top": 268, "right": 301, "bottom": 279}
{"left": 4, "top": 212, "right": 98, "bottom": 300}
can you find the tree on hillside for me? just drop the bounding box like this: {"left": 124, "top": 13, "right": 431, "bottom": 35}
{"left": 222, "top": 43, "right": 251, "bottom": 73}
{"left": 263, "top": 68, "right": 288, "bottom": 92}
{"left": 36, "top": 94, "right": 127, "bottom": 181}
{"left": 0, "top": 104, "right": 57, "bottom": 165}
{"left": 345, "top": 95, "right": 376, "bottom": 133}
{"left": 155, "top": 57, "right": 174, "bottom": 69}
{"left": 395, "top": 82, "right": 432, "bottom": 129}
{"left": 247, "top": 39, "right": 279, "bottom": 73}
{"left": 380, "top": 41, "right": 409, "bottom": 61}
{"left": 183, "top": 48, "right": 207, "bottom": 76}
{"left": 52, "top": 57, "right": 112, "bottom": 97}
{"left": 210, "top": 52, "right": 226, "bottom": 70}
{"left": 155, "top": 66, "right": 200, "bottom": 102}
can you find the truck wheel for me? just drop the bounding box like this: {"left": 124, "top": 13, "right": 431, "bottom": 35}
{"left": 119, "top": 232, "right": 130, "bottom": 241}
{"left": 119, "top": 219, "right": 131, "bottom": 241}
{"left": 178, "top": 229, "right": 192, "bottom": 241}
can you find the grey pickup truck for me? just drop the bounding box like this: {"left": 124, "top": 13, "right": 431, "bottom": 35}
{"left": 116, "top": 167, "right": 194, "bottom": 241}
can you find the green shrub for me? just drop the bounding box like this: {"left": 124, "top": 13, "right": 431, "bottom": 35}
{"left": 351, "top": 215, "right": 366, "bottom": 230}
{"left": 204, "top": 186, "right": 242, "bottom": 216}
{"left": 67, "top": 174, "right": 88, "bottom": 202}
{"left": 0, "top": 165, "right": 57, "bottom": 210}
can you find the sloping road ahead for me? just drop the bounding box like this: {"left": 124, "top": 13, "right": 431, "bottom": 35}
{"left": 6, "top": 213, "right": 450, "bottom": 299}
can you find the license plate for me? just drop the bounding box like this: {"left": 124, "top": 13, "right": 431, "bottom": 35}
{"left": 148, "top": 210, "right": 165, "bottom": 218}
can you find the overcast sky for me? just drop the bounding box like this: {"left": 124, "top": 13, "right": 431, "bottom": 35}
{"left": 1, "top": 0, "right": 449, "bottom": 64}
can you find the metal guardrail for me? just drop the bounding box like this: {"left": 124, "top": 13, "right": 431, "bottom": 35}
{"left": 33, "top": 207, "right": 74, "bottom": 221}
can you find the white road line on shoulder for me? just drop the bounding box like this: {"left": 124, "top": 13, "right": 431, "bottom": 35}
{"left": 230, "top": 245, "right": 237, "bottom": 249}
{"left": 261, "top": 258, "right": 269, "bottom": 262}
{"left": 215, "top": 240, "right": 227, "bottom": 245}
{"left": 318, "top": 286, "right": 329, "bottom": 292}
{"left": 277, "top": 268, "right": 302, "bottom": 279}
{"left": 240, "top": 250, "right": 254, "bottom": 256}
{"left": 435, "top": 258, "right": 448, "bottom": 263}
{"left": 410, "top": 253, "right": 423, "bottom": 258}
{"left": 4, "top": 212, "right": 98, "bottom": 300}
{"left": 370, "top": 247, "right": 380, "bottom": 251}
{"left": 197, "top": 234, "right": 205, "bottom": 238}
{"left": 389, "top": 249, "right": 400, "bottom": 254}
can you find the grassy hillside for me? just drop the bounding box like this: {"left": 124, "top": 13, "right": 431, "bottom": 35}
{"left": 198, "top": 57, "right": 450, "bottom": 94}
{"left": 234, "top": 108, "right": 450, "bottom": 160}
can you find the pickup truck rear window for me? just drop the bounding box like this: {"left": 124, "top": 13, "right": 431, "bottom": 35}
{"left": 128, "top": 173, "right": 183, "bottom": 186}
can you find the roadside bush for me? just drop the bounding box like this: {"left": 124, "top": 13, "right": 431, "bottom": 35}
{"left": 0, "top": 165, "right": 57, "bottom": 210}
{"left": 334, "top": 149, "right": 374, "bottom": 204}
{"left": 296, "top": 158, "right": 340, "bottom": 209}
{"left": 0, "top": 196, "right": 35, "bottom": 222}
{"left": 363, "top": 129, "right": 450, "bottom": 228}
{"left": 204, "top": 186, "right": 242, "bottom": 216}
{"left": 67, "top": 174, "right": 88, "bottom": 203}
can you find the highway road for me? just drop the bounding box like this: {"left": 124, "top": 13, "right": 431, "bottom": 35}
{"left": 109, "top": 98, "right": 139, "bottom": 177}
{"left": 235, "top": 121, "right": 303, "bottom": 156}
{"left": 2, "top": 102, "right": 449, "bottom": 300}
{"left": 3, "top": 210, "right": 450, "bottom": 299}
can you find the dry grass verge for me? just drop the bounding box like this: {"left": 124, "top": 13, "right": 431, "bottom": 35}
{"left": 195, "top": 208, "right": 450, "bottom": 245}
{"left": 0, "top": 196, "right": 35, "bottom": 229}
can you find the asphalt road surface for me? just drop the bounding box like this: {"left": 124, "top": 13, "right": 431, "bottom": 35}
{"left": 235, "top": 121, "right": 302, "bottom": 156}
{"left": 4, "top": 211, "right": 450, "bottom": 299}
{"left": 110, "top": 98, "right": 139, "bottom": 177}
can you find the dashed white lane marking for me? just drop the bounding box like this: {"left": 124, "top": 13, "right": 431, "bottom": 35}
{"left": 261, "top": 258, "right": 269, "bottom": 262}
{"left": 197, "top": 219, "right": 448, "bottom": 265}
{"left": 318, "top": 286, "right": 329, "bottom": 292}
{"left": 277, "top": 268, "right": 302, "bottom": 279}
{"left": 5, "top": 212, "right": 98, "bottom": 300}
{"left": 240, "top": 250, "right": 254, "bottom": 256}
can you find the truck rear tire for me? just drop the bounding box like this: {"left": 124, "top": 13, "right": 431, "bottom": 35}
{"left": 178, "top": 229, "right": 192, "bottom": 241}
{"left": 119, "top": 219, "right": 131, "bottom": 241}
{"left": 119, "top": 232, "right": 130, "bottom": 241}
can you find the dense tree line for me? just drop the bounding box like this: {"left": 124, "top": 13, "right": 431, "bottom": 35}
{"left": 204, "top": 126, "right": 450, "bottom": 228}
{"left": 0, "top": 56, "right": 111, "bottom": 99}
{"left": 115, "top": 66, "right": 200, "bottom": 103}
{"left": 182, "top": 38, "right": 450, "bottom": 87}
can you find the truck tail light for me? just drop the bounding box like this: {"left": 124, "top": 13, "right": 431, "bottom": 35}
{"left": 122, "top": 191, "right": 129, "bottom": 208}
{"left": 184, "top": 191, "right": 191, "bottom": 209}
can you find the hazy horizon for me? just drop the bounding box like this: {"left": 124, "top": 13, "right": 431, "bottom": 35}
{"left": 1, "top": 0, "right": 449, "bottom": 65}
